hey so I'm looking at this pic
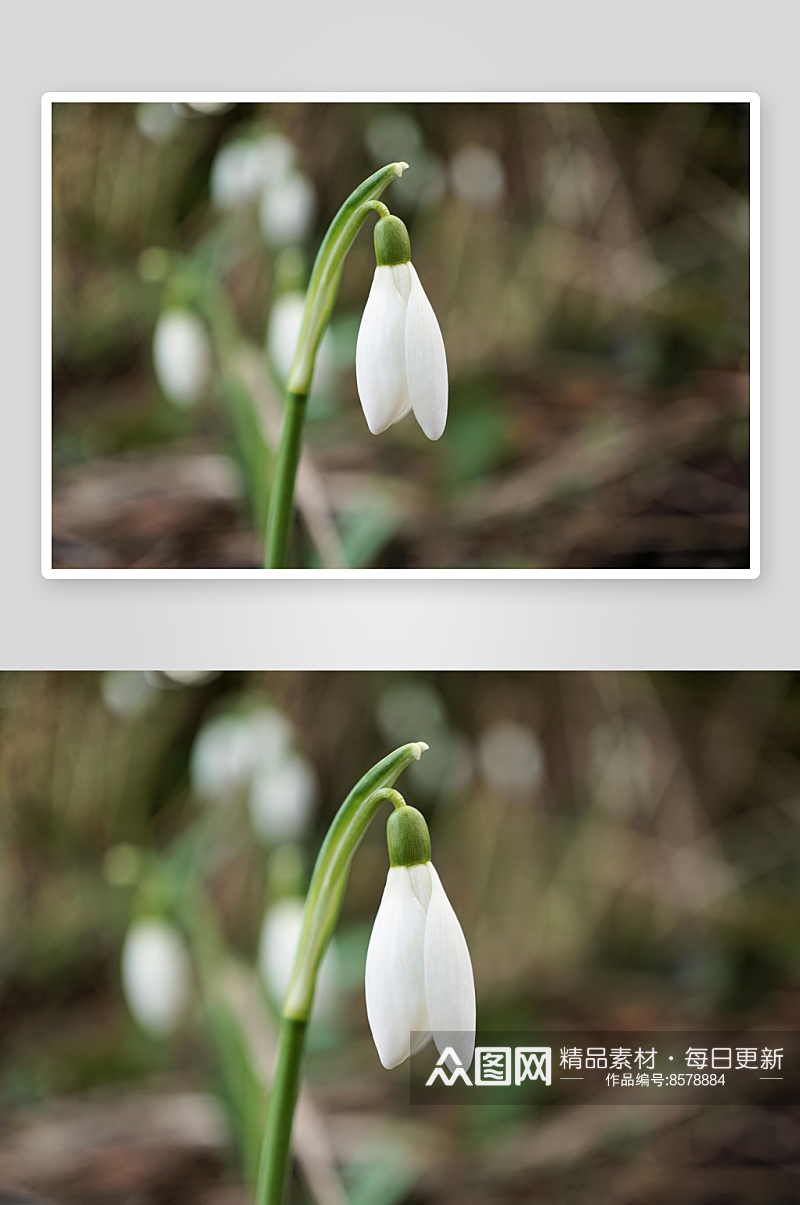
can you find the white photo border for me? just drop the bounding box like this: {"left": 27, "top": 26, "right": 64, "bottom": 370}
{"left": 42, "top": 92, "right": 760, "bottom": 580}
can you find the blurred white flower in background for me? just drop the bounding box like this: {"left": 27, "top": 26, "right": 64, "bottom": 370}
{"left": 376, "top": 679, "right": 472, "bottom": 801}
{"left": 258, "top": 897, "right": 339, "bottom": 1017}
{"left": 377, "top": 679, "right": 447, "bottom": 744}
{"left": 364, "top": 111, "right": 446, "bottom": 212}
{"left": 186, "top": 101, "right": 233, "bottom": 116}
{"left": 101, "top": 671, "right": 157, "bottom": 720}
{"left": 248, "top": 750, "right": 318, "bottom": 844}
{"left": 190, "top": 707, "right": 293, "bottom": 803}
{"left": 393, "top": 151, "right": 447, "bottom": 212}
{"left": 478, "top": 721, "right": 544, "bottom": 795}
{"left": 191, "top": 704, "right": 319, "bottom": 844}
{"left": 365, "top": 110, "right": 425, "bottom": 166}
{"left": 156, "top": 670, "right": 219, "bottom": 688}
{"left": 121, "top": 917, "right": 192, "bottom": 1037}
{"left": 210, "top": 131, "right": 296, "bottom": 210}
{"left": 153, "top": 308, "right": 212, "bottom": 408}
{"left": 210, "top": 128, "right": 316, "bottom": 247}
{"left": 267, "top": 291, "right": 335, "bottom": 390}
{"left": 258, "top": 170, "right": 317, "bottom": 248}
{"left": 211, "top": 141, "right": 262, "bottom": 210}
{"left": 408, "top": 728, "right": 473, "bottom": 801}
{"left": 450, "top": 144, "right": 505, "bottom": 209}
{"left": 136, "top": 102, "right": 182, "bottom": 145}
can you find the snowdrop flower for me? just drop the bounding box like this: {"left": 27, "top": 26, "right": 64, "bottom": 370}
{"left": 478, "top": 721, "right": 544, "bottom": 796}
{"left": 101, "top": 670, "right": 156, "bottom": 720}
{"left": 259, "top": 170, "right": 317, "bottom": 248}
{"left": 356, "top": 214, "right": 447, "bottom": 440}
{"left": 259, "top": 896, "right": 339, "bottom": 1018}
{"left": 450, "top": 144, "right": 505, "bottom": 210}
{"left": 211, "top": 132, "right": 296, "bottom": 210}
{"left": 376, "top": 679, "right": 446, "bottom": 744}
{"left": 153, "top": 308, "right": 211, "bottom": 408}
{"left": 190, "top": 707, "right": 293, "bottom": 803}
{"left": 248, "top": 750, "right": 318, "bottom": 844}
{"left": 187, "top": 101, "right": 232, "bottom": 116}
{"left": 136, "top": 102, "right": 182, "bottom": 145}
{"left": 365, "top": 802, "right": 474, "bottom": 1070}
{"left": 121, "top": 917, "right": 192, "bottom": 1037}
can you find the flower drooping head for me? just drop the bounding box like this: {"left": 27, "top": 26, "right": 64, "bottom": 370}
{"left": 365, "top": 798, "right": 475, "bottom": 1070}
{"left": 356, "top": 214, "right": 448, "bottom": 440}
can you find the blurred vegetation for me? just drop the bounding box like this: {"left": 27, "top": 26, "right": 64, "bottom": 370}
{"left": 51, "top": 101, "right": 751, "bottom": 569}
{"left": 1, "top": 671, "right": 798, "bottom": 1204}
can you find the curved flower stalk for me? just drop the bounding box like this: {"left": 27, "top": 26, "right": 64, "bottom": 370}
{"left": 255, "top": 742, "right": 428, "bottom": 1205}
{"left": 264, "top": 162, "right": 409, "bottom": 569}
{"left": 365, "top": 799, "right": 475, "bottom": 1071}
{"left": 356, "top": 214, "right": 448, "bottom": 440}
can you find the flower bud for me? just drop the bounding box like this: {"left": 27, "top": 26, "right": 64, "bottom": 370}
{"left": 387, "top": 804, "right": 431, "bottom": 867}
{"left": 373, "top": 215, "right": 411, "bottom": 267}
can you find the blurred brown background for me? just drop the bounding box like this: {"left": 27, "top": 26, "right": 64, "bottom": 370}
{"left": 1, "top": 671, "right": 797, "bottom": 1204}
{"left": 51, "top": 100, "right": 751, "bottom": 570}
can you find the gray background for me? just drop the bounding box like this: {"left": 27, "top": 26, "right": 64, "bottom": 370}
{"left": 4, "top": 1, "right": 793, "bottom": 669}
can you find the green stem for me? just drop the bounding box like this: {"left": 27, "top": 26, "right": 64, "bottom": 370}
{"left": 375, "top": 787, "right": 407, "bottom": 810}
{"left": 262, "top": 161, "right": 408, "bottom": 569}
{"left": 255, "top": 1016, "right": 307, "bottom": 1205}
{"left": 283, "top": 743, "right": 425, "bottom": 1019}
{"left": 254, "top": 741, "right": 427, "bottom": 1205}
{"left": 263, "top": 389, "right": 307, "bottom": 568}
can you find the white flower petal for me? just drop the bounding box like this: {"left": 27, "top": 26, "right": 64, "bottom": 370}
{"left": 365, "top": 867, "right": 430, "bottom": 1068}
{"left": 389, "top": 262, "right": 413, "bottom": 304}
{"left": 356, "top": 267, "right": 411, "bottom": 434}
{"left": 410, "top": 1029, "right": 433, "bottom": 1056}
{"left": 404, "top": 264, "right": 448, "bottom": 441}
{"left": 423, "top": 864, "right": 475, "bottom": 1070}
{"left": 389, "top": 400, "right": 413, "bottom": 427}
{"left": 407, "top": 861, "right": 433, "bottom": 910}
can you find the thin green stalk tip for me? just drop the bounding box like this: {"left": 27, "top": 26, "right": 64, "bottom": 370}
{"left": 370, "top": 787, "right": 407, "bottom": 811}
